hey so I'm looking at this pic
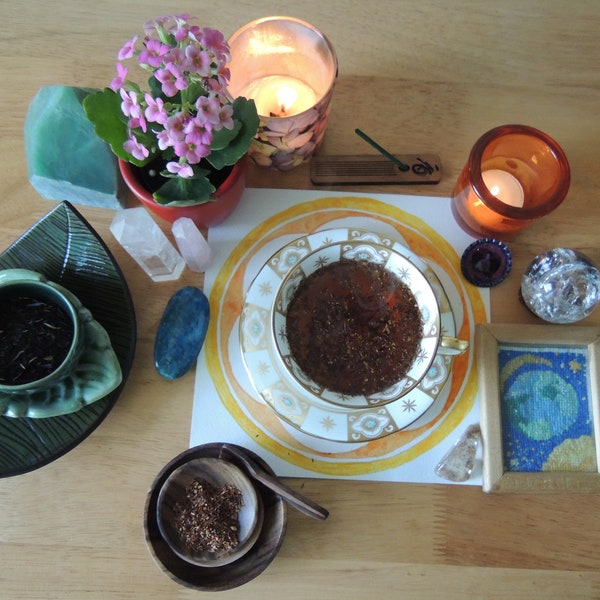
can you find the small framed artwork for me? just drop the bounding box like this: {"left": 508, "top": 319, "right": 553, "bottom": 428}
{"left": 476, "top": 323, "right": 600, "bottom": 493}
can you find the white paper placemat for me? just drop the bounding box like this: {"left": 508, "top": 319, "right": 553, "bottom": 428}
{"left": 190, "top": 188, "right": 489, "bottom": 484}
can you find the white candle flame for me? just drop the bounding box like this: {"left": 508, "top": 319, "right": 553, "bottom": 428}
{"left": 241, "top": 75, "right": 317, "bottom": 117}
{"left": 277, "top": 86, "right": 298, "bottom": 114}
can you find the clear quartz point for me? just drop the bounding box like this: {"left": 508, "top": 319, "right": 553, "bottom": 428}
{"left": 435, "top": 424, "right": 481, "bottom": 482}
{"left": 110, "top": 207, "right": 185, "bottom": 282}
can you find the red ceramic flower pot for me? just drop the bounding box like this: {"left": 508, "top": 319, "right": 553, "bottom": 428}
{"left": 118, "top": 157, "right": 248, "bottom": 228}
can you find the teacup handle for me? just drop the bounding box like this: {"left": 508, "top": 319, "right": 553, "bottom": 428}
{"left": 439, "top": 336, "right": 469, "bottom": 355}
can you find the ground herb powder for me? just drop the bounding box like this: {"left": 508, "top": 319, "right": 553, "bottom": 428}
{"left": 173, "top": 479, "right": 243, "bottom": 554}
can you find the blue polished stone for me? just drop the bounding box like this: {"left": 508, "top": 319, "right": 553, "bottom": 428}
{"left": 154, "top": 287, "right": 210, "bottom": 380}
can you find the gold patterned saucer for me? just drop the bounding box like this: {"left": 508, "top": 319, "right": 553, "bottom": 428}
{"left": 240, "top": 228, "right": 456, "bottom": 443}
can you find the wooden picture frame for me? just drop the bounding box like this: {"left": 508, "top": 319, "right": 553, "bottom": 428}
{"left": 476, "top": 323, "right": 600, "bottom": 493}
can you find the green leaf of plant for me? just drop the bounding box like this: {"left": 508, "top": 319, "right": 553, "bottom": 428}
{"left": 83, "top": 88, "right": 132, "bottom": 161}
{"left": 183, "top": 80, "right": 206, "bottom": 104}
{"left": 148, "top": 76, "right": 164, "bottom": 99}
{"left": 82, "top": 88, "right": 156, "bottom": 167}
{"left": 207, "top": 97, "right": 259, "bottom": 170}
{"left": 210, "top": 121, "right": 242, "bottom": 151}
{"left": 153, "top": 175, "right": 216, "bottom": 206}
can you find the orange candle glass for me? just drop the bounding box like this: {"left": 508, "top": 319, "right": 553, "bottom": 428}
{"left": 451, "top": 124, "right": 571, "bottom": 238}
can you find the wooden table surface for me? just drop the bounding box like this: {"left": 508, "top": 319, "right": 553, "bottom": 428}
{"left": 2, "top": 1, "right": 600, "bottom": 598}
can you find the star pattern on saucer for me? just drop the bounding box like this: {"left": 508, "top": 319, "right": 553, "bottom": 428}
{"left": 320, "top": 416, "right": 336, "bottom": 431}
{"left": 258, "top": 281, "right": 273, "bottom": 296}
{"left": 402, "top": 398, "right": 417, "bottom": 412}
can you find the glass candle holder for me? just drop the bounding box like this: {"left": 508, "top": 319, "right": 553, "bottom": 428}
{"left": 228, "top": 17, "right": 338, "bottom": 171}
{"left": 451, "top": 124, "right": 570, "bottom": 238}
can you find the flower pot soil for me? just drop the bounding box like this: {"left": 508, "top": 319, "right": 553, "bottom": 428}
{"left": 0, "top": 295, "right": 74, "bottom": 385}
{"left": 134, "top": 156, "right": 233, "bottom": 196}
{"left": 285, "top": 260, "right": 424, "bottom": 396}
{"left": 119, "top": 156, "right": 247, "bottom": 228}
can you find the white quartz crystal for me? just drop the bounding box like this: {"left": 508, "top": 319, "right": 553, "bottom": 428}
{"left": 110, "top": 207, "right": 185, "bottom": 282}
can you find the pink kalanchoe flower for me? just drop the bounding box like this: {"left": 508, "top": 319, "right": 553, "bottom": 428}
{"left": 87, "top": 14, "right": 258, "bottom": 199}
{"left": 217, "top": 104, "right": 234, "bottom": 130}
{"left": 144, "top": 94, "right": 167, "bottom": 125}
{"left": 128, "top": 115, "right": 147, "bottom": 133}
{"left": 164, "top": 113, "right": 189, "bottom": 142}
{"left": 175, "top": 132, "right": 211, "bottom": 164}
{"left": 184, "top": 117, "right": 213, "bottom": 145}
{"left": 172, "top": 20, "right": 191, "bottom": 43}
{"left": 207, "top": 64, "right": 230, "bottom": 91}
{"left": 110, "top": 62, "right": 128, "bottom": 91}
{"left": 184, "top": 45, "right": 211, "bottom": 77}
{"left": 187, "top": 24, "right": 202, "bottom": 41}
{"left": 172, "top": 14, "right": 194, "bottom": 35}
{"left": 118, "top": 35, "right": 139, "bottom": 60}
{"left": 155, "top": 63, "right": 188, "bottom": 96}
{"left": 195, "top": 95, "right": 221, "bottom": 126}
{"left": 166, "top": 160, "right": 194, "bottom": 178}
{"left": 139, "top": 39, "right": 170, "bottom": 68}
{"left": 124, "top": 134, "right": 149, "bottom": 161}
{"left": 200, "top": 27, "right": 230, "bottom": 61}
{"left": 165, "top": 46, "right": 186, "bottom": 67}
{"left": 119, "top": 89, "right": 142, "bottom": 119}
{"left": 156, "top": 129, "right": 173, "bottom": 151}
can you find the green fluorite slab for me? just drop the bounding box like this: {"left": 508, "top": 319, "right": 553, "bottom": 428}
{"left": 154, "top": 287, "right": 210, "bottom": 380}
{"left": 24, "top": 86, "right": 124, "bottom": 208}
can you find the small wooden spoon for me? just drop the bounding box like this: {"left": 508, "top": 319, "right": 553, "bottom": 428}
{"left": 220, "top": 444, "right": 329, "bottom": 521}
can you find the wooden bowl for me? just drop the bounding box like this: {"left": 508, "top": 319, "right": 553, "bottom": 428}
{"left": 156, "top": 457, "right": 264, "bottom": 567}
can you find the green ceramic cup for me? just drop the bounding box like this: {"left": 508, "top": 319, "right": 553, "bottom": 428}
{"left": 0, "top": 269, "right": 85, "bottom": 394}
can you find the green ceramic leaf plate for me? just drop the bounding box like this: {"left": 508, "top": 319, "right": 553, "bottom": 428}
{"left": 0, "top": 201, "right": 136, "bottom": 476}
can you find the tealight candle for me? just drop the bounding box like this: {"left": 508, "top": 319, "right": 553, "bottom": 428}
{"left": 481, "top": 170, "right": 524, "bottom": 208}
{"left": 451, "top": 125, "right": 570, "bottom": 238}
{"left": 228, "top": 17, "right": 337, "bottom": 170}
{"left": 243, "top": 75, "right": 318, "bottom": 118}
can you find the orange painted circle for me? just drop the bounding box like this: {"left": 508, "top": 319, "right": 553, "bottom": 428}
{"left": 205, "top": 197, "right": 486, "bottom": 476}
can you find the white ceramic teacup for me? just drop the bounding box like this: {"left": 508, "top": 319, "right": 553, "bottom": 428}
{"left": 272, "top": 240, "right": 468, "bottom": 409}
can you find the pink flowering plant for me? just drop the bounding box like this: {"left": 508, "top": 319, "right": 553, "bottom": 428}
{"left": 83, "top": 14, "right": 259, "bottom": 205}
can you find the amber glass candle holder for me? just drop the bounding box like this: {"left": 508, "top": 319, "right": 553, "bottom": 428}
{"left": 451, "top": 125, "right": 570, "bottom": 238}
{"left": 228, "top": 17, "right": 337, "bottom": 171}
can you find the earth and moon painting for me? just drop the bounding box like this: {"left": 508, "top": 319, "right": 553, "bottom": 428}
{"left": 499, "top": 344, "right": 597, "bottom": 473}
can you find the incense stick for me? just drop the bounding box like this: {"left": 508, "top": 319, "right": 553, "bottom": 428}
{"left": 354, "top": 129, "right": 410, "bottom": 172}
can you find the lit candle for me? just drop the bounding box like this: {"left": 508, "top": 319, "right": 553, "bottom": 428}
{"left": 228, "top": 17, "right": 337, "bottom": 169}
{"left": 453, "top": 169, "right": 527, "bottom": 236}
{"left": 451, "top": 125, "right": 570, "bottom": 237}
{"left": 481, "top": 169, "right": 525, "bottom": 208}
{"left": 242, "top": 75, "right": 318, "bottom": 117}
